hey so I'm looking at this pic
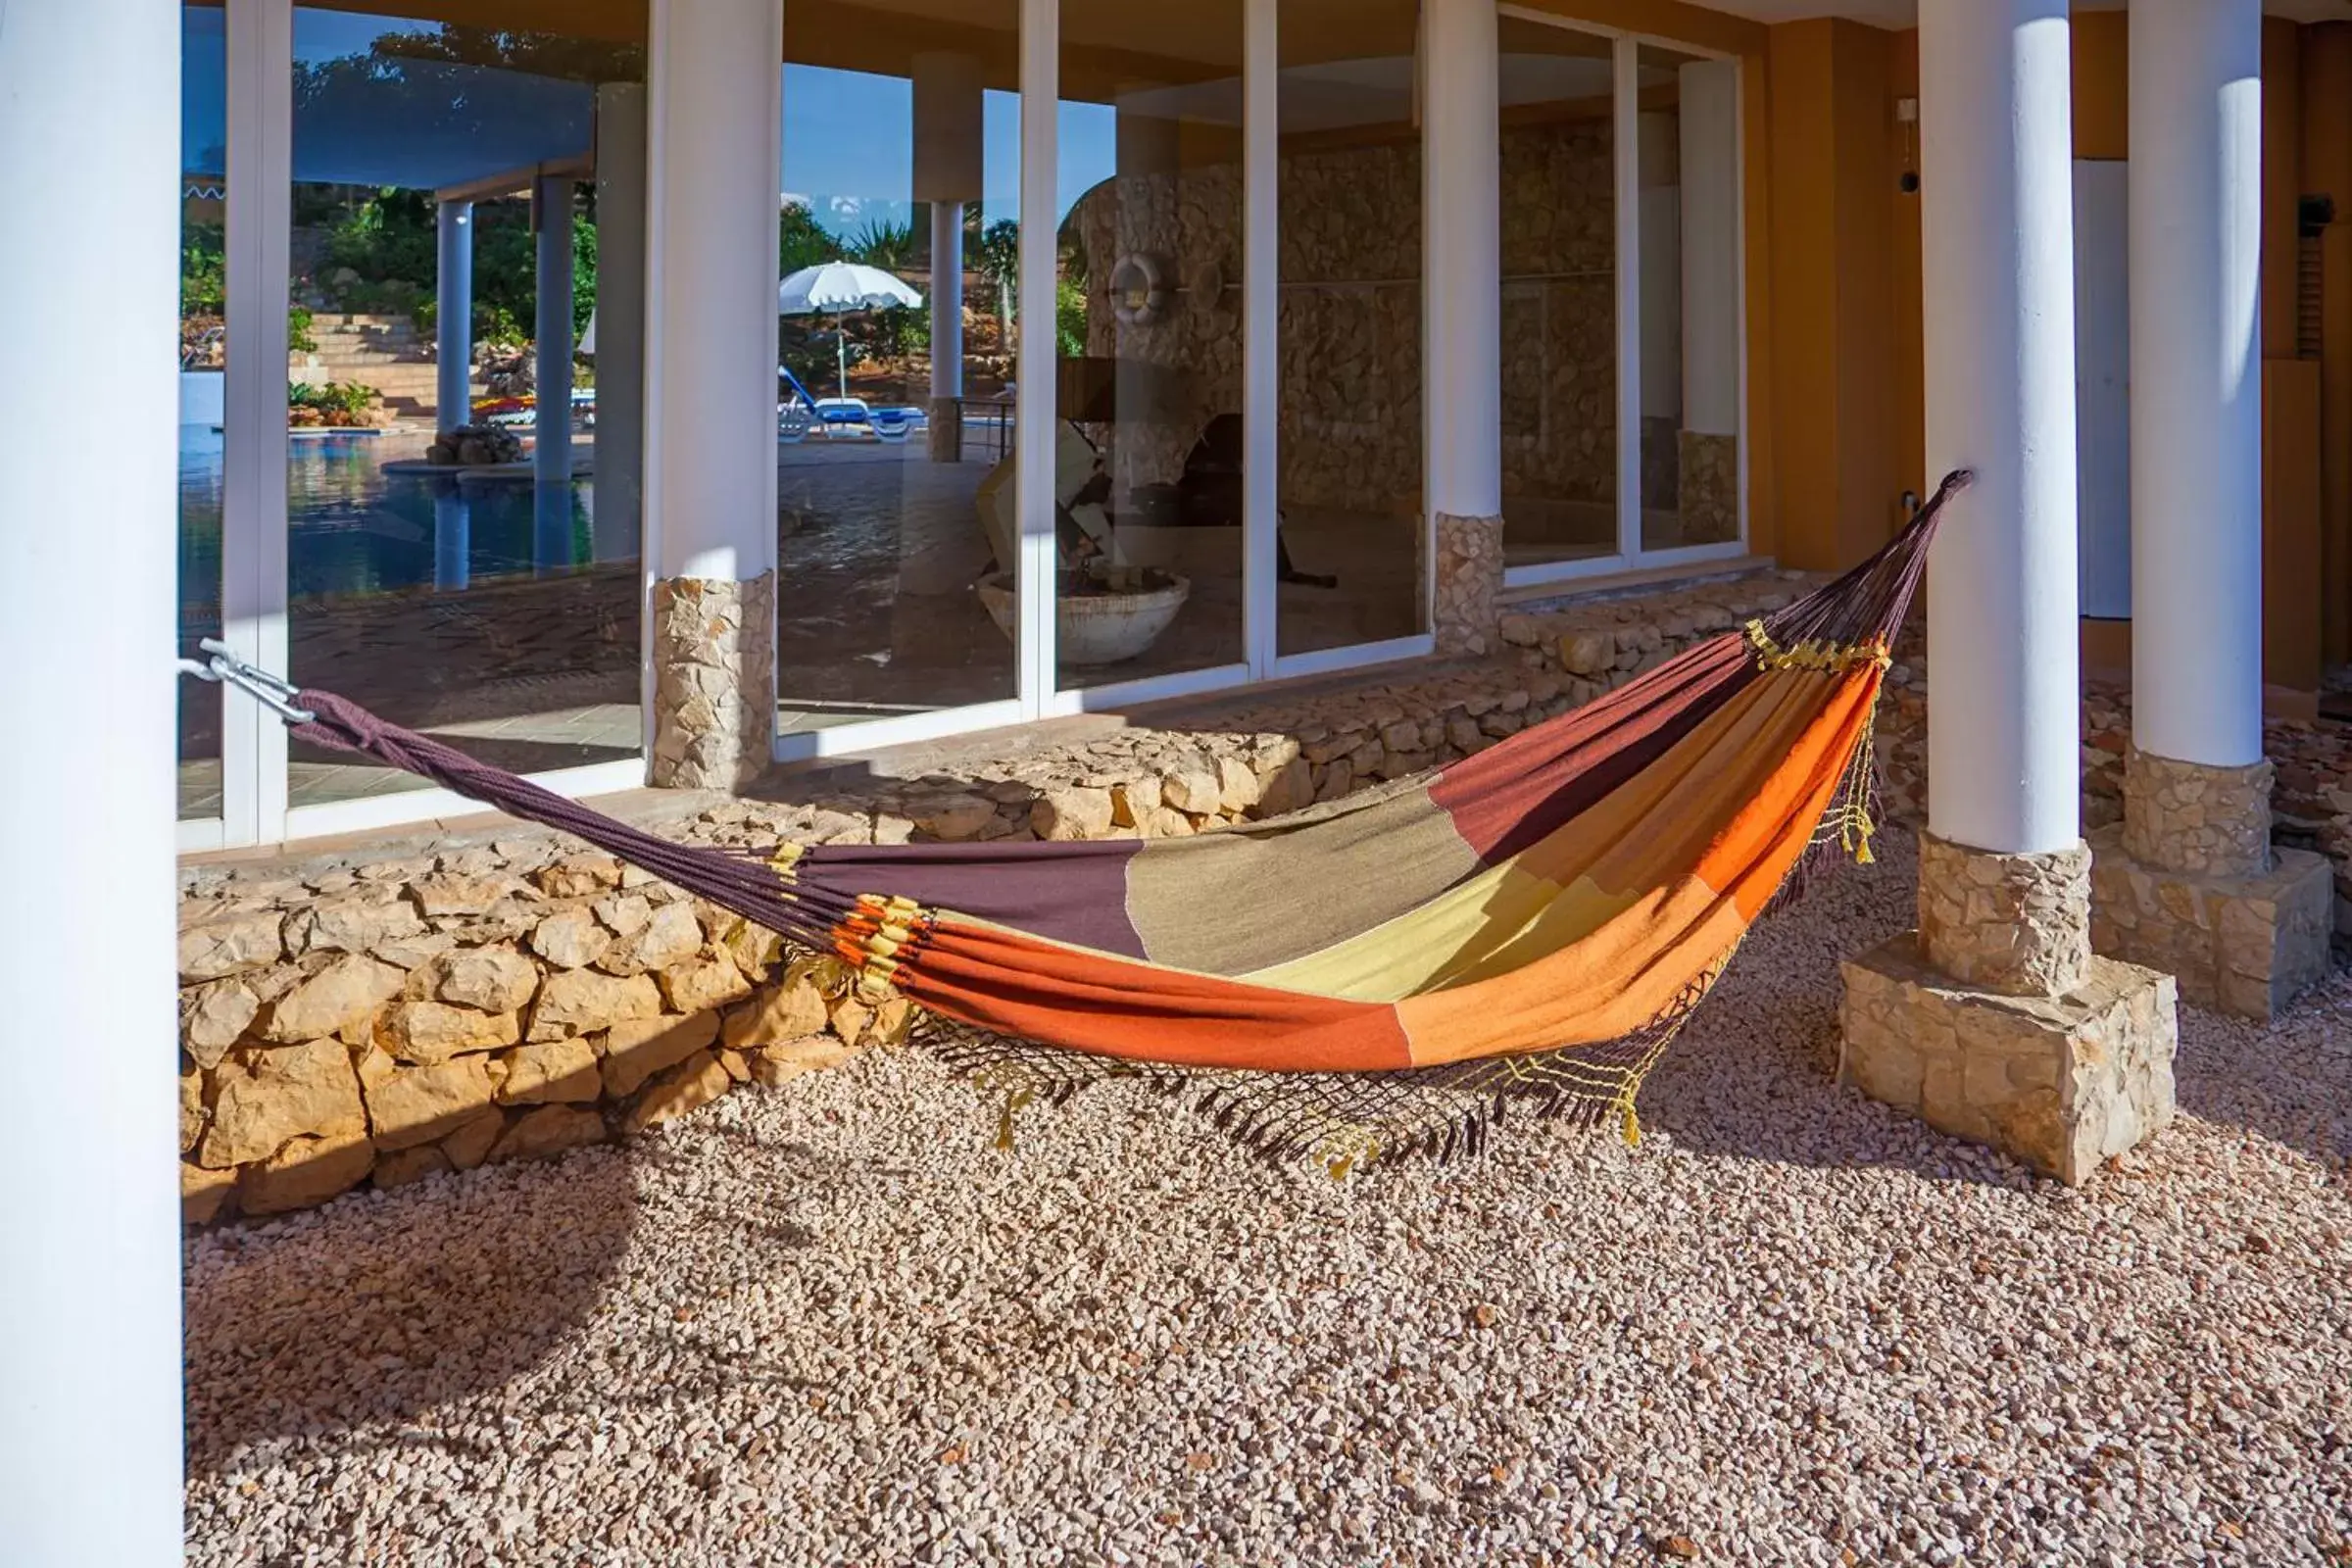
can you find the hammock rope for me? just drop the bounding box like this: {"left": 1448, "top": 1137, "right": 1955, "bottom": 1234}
{"left": 195, "top": 470, "right": 1969, "bottom": 1171}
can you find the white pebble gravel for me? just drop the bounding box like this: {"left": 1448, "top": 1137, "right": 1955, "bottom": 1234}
{"left": 185, "top": 829, "right": 2352, "bottom": 1567}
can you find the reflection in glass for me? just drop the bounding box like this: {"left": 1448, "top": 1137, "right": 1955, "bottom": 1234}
{"left": 275, "top": 6, "right": 648, "bottom": 807}
{"left": 1497, "top": 15, "right": 1618, "bottom": 569}
{"left": 1275, "top": 0, "right": 1426, "bottom": 658}
{"left": 1638, "top": 44, "right": 1741, "bottom": 552}
{"left": 774, "top": 3, "right": 1022, "bottom": 732}
{"left": 180, "top": 1, "right": 227, "bottom": 820}
{"left": 1051, "top": 5, "right": 1246, "bottom": 690}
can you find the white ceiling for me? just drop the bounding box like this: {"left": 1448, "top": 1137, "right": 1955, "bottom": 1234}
{"left": 1705, "top": 0, "right": 2351, "bottom": 25}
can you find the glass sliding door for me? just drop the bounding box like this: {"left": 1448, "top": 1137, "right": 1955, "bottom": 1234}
{"left": 1273, "top": 0, "right": 1426, "bottom": 661}
{"left": 1636, "top": 43, "right": 1742, "bottom": 554}
{"left": 1495, "top": 14, "right": 1617, "bottom": 570}
{"left": 1051, "top": 0, "right": 1248, "bottom": 695}
{"left": 773, "top": 2, "right": 1022, "bottom": 739}
{"left": 180, "top": 1, "right": 229, "bottom": 828}
{"left": 1496, "top": 13, "right": 1744, "bottom": 587}
{"left": 280, "top": 4, "right": 649, "bottom": 810}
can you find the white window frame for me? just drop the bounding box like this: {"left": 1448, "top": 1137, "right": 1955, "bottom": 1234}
{"left": 1494, "top": 7, "right": 1750, "bottom": 590}
{"left": 191, "top": 0, "right": 1748, "bottom": 850}
{"left": 190, "top": 0, "right": 669, "bottom": 847}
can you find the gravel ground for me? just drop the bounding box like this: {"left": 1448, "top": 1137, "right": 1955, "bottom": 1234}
{"left": 184, "top": 829, "right": 2352, "bottom": 1567}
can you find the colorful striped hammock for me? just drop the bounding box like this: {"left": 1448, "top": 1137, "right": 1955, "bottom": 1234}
{"left": 279, "top": 473, "right": 1964, "bottom": 1169}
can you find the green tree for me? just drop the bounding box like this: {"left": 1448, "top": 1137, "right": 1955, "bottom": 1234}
{"left": 779, "top": 202, "right": 834, "bottom": 274}
{"left": 971, "top": 218, "right": 1020, "bottom": 353}
{"left": 1054, "top": 277, "right": 1088, "bottom": 359}
{"left": 181, "top": 221, "right": 226, "bottom": 315}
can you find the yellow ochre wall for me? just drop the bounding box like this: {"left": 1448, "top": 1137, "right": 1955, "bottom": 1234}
{"left": 1749, "top": 7, "right": 2346, "bottom": 696}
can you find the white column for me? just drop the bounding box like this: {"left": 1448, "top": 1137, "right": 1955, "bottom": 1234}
{"left": 533, "top": 174, "right": 576, "bottom": 571}
{"left": 595, "top": 84, "right": 649, "bottom": 564}
{"left": 1637, "top": 110, "right": 1682, "bottom": 427}
{"left": 914, "top": 51, "right": 980, "bottom": 465}
{"left": 0, "top": 0, "right": 185, "bottom": 1560}
{"left": 2130, "top": 0, "right": 2265, "bottom": 768}
{"left": 434, "top": 490, "right": 471, "bottom": 591}
{"left": 1918, "top": 0, "right": 2082, "bottom": 857}
{"left": 435, "top": 199, "right": 474, "bottom": 434}
{"left": 929, "top": 201, "right": 964, "bottom": 402}
{"left": 1679, "top": 60, "right": 1740, "bottom": 441}
{"left": 1017, "top": 0, "right": 1059, "bottom": 696}
{"left": 1612, "top": 34, "right": 1642, "bottom": 553}
{"left": 648, "top": 0, "right": 781, "bottom": 584}
{"left": 643, "top": 0, "right": 781, "bottom": 787}
{"left": 1243, "top": 0, "right": 1277, "bottom": 672}
{"left": 222, "top": 0, "right": 292, "bottom": 844}
{"left": 1421, "top": 0, "right": 1501, "bottom": 521}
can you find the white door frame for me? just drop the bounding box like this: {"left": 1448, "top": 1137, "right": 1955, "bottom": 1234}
{"left": 1493, "top": 6, "right": 1750, "bottom": 589}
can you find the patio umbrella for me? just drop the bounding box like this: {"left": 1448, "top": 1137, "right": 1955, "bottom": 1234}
{"left": 778, "top": 260, "right": 924, "bottom": 400}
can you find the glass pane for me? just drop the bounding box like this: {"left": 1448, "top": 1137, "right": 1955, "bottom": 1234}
{"left": 1638, "top": 44, "right": 1741, "bottom": 552}
{"left": 1275, "top": 0, "right": 1425, "bottom": 658}
{"left": 775, "top": 5, "right": 1022, "bottom": 734}
{"left": 1497, "top": 14, "right": 1617, "bottom": 569}
{"left": 1053, "top": 3, "right": 1246, "bottom": 691}
{"left": 180, "top": 1, "right": 228, "bottom": 821}
{"left": 283, "top": 6, "right": 649, "bottom": 808}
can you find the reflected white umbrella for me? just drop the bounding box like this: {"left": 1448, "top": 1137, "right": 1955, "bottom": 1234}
{"left": 778, "top": 261, "right": 924, "bottom": 401}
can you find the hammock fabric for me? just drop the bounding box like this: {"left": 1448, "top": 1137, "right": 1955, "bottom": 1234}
{"left": 285, "top": 472, "right": 1966, "bottom": 1169}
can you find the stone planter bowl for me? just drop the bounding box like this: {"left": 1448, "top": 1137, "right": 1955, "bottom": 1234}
{"left": 975, "top": 570, "right": 1192, "bottom": 665}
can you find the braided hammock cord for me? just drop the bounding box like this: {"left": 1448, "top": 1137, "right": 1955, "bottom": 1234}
{"left": 286, "top": 474, "right": 1969, "bottom": 1175}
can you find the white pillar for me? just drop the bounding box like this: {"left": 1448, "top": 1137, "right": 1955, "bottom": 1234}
{"left": 0, "top": 0, "right": 185, "bottom": 1560}
{"left": 1422, "top": 0, "right": 1501, "bottom": 520}
{"left": 912, "top": 50, "right": 979, "bottom": 453}
{"left": 1679, "top": 60, "right": 1740, "bottom": 441}
{"left": 435, "top": 199, "right": 473, "bottom": 435}
{"left": 649, "top": 0, "right": 780, "bottom": 584}
{"left": 434, "top": 489, "right": 471, "bottom": 591}
{"left": 929, "top": 200, "right": 964, "bottom": 403}
{"left": 534, "top": 174, "right": 576, "bottom": 571}
{"left": 644, "top": 0, "right": 781, "bottom": 787}
{"left": 595, "top": 83, "right": 649, "bottom": 564}
{"left": 1637, "top": 110, "right": 1682, "bottom": 427}
{"left": 1918, "top": 0, "right": 2082, "bottom": 857}
{"left": 2130, "top": 0, "right": 2265, "bottom": 768}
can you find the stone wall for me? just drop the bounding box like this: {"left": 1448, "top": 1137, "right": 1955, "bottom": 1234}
{"left": 1065, "top": 115, "right": 1620, "bottom": 521}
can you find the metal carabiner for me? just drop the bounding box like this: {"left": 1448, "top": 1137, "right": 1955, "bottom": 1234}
{"left": 174, "top": 638, "right": 317, "bottom": 725}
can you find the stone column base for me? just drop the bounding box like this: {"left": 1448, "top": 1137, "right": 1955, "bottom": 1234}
{"left": 650, "top": 571, "right": 776, "bottom": 791}
{"left": 1916, "top": 833, "right": 2092, "bottom": 997}
{"left": 927, "top": 395, "right": 962, "bottom": 463}
{"left": 2088, "top": 825, "right": 2333, "bottom": 1020}
{"left": 2121, "top": 746, "right": 2272, "bottom": 878}
{"left": 1432, "top": 512, "right": 1505, "bottom": 657}
{"left": 1839, "top": 935, "right": 2178, "bottom": 1186}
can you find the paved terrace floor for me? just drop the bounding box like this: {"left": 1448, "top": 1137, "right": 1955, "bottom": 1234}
{"left": 182, "top": 824, "right": 2352, "bottom": 1565}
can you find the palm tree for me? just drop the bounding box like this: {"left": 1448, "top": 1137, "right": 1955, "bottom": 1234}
{"left": 848, "top": 216, "right": 918, "bottom": 270}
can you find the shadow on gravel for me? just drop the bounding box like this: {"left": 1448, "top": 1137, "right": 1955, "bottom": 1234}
{"left": 1642, "top": 824, "right": 2352, "bottom": 1184}
{"left": 1626, "top": 827, "right": 2048, "bottom": 1191}
{"left": 183, "top": 1145, "right": 641, "bottom": 1477}
{"left": 2165, "top": 966, "right": 2352, "bottom": 1173}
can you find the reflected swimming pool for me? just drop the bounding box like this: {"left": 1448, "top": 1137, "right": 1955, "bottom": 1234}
{"left": 175, "top": 427, "right": 616, "bottom": 648}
